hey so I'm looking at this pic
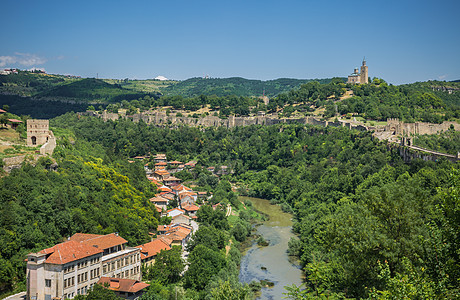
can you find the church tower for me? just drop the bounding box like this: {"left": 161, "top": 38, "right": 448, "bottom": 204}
{"left": 360, "top": 58, "right": 369, "bottom": 84}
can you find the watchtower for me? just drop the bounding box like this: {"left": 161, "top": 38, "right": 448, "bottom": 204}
{"left": 360, "top": 58, "right": 369, "bottom": 84}
{"left": 27, "top": 119, "right": 50, "bottom": 146}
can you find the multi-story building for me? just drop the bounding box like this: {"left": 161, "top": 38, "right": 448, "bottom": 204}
{"left": 26, "top": 233, "right": 141, "bottom": 300}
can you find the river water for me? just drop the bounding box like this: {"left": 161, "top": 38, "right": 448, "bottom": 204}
{"left": 239, "top": 197, "right": 303, "bottom": 299}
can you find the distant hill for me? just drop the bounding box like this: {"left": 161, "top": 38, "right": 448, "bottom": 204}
{"left": 160, "top": 77, "right": 342, "bottom": 97}
{"left": 36, "top": 78, "right": 150, "bottom": 103}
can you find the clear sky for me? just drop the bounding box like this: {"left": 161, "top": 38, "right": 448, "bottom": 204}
{"left": 1, "top": 0, "right": 459, "bottom": 84}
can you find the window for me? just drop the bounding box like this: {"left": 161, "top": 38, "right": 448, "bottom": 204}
{"left": 45, "top": 279, "right": 51, "bottom": 287}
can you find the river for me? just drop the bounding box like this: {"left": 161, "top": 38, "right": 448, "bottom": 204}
{"left": 239, "top": 197, "right": 303, "bottom": 299}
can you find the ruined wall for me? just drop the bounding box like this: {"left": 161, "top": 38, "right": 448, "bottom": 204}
{"left": 40, "top": 131, "right": 56, "bottom": 155}
{"left": 385, "top": 118, "right": 460, "bottom": 136}
{"left": 2, "top": 154, "right": 40, "bottom": 172}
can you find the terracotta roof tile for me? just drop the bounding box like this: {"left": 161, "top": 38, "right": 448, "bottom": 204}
{"left": 38, "top": 240, "right": 102, "bottom": 265}
{"left": 98, "top": 277, "right": 150, "bottom": 293}
{"left": 69, "top": 233, "right": 127, "bottom": 250}
{"left": 135, "top": 238, "right": 171, "bottom": 260}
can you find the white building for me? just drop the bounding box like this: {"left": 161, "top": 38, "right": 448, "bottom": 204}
{"left": 26, "top": 233, "right": 141, "bottom": 300}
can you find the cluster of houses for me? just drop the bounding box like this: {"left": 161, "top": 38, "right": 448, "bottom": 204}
{"left": 25, "top": 154, "right": 212, "bottom": 300}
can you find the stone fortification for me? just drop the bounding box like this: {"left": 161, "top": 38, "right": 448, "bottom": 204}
{"left": 129, "top": 111, "right": 366, "bottom": 131}
{"left": 385, "top": 118, "right": 460, "bottom": 136}
{"left": 27, "top": 119, "right": 49, "bottom": 146}
{"left": 26, "top": 119, "right": 56, "bottom": 156}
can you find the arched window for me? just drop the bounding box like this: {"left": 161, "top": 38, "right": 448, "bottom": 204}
{"left": 31, "top": 136, "right": 37, "bottom": 145}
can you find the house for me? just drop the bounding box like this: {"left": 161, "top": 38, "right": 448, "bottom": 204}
{"left": 26, "top": 233, "right": 141, "bottom": 300}
{"left": 167, "top": 208, "right": 185, "bottom": 218}
{"left": 171, "top": 214, "right": 191, "bottom": 226}
{"left": 8, "top": 118, "right": 23, "bottom": 130}
{"left": 163, "top": 176, "right": 182, "bottom": 187}
{"left": 154, "top": 154, "right": 167, "bottom": 163}
{"left": 135, "top": 238, "right": 171, "bottom": 268}
{"left": 159, "top": 225, "right": 192, "bottom": 248}
{"left": 154, "top": 161, "right": 167, "bottom": 171}
{"left": 179, "top": 193, "right": 196, "bottom": 207}
{"left": 184, "top": 161, "right": 197, "bottom": 169}
{"left": 97, "top": 277, "right": 149, "bottom": 300}
{"left": 168, "top": 160, "right": 182, "bottom": 168}
{"left": 182, "top": 203, "right": 199, "bottom": 217}
{"left": 149, "top": 196, "right": 169, "bottom": 211}
{"left": 153, "top": 169, "right": 170, "bottom": 181}
{"left": 157, "top": 185, "right": 172, "bottom": 193}
{"left": 171, "top": 184, "right": 192, "bottom": 196}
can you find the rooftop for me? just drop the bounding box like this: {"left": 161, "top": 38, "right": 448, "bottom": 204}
{"left": 135, "top": 238, "right": 171, "bottom": 260}
{"left": 98, "top": 277, "right": 150, "bottom": 293}
{"left": 36, "top": 240, "right": 102, "bottom": 265}
{"left": 70, "top": 233, "right": 127, "bottom": 251}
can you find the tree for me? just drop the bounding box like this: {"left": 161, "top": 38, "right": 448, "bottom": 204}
{"left": 210, "top": 280, "right": 252, "bottom": 300}
{"left": 185, "top": 244, "right": 226, "bottom": 290}
{"left": 147, "top": 246, "right": 184, "bottom": 284}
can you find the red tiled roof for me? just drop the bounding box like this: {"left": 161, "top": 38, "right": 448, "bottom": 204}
{"left": 182, "top": 204, "right": 199, "bottom": 211}
{"left": 38, "top": 240, "right": 102, "bottom": 265}
{"left": 69, "top": 233, "right": 127, "bottom": 250}
{"left": 155, "top": 162, "right": 167, "bottom": 166}
{"left": 98, "top": 277, "right": 150, "bottom": 293}
{"left": 171, "top": 185, "right": 191, "bottom": 191}
{"left": 169, "top": 160, "right": 182, "bottom": 164}
{"left": 158, "top": 185, "right": 172, "bottom": 192}
{"left": 160, "top": 192, "right": 175, "bottom": 200}
{"left": 154, "top": 170, "right": 170, "bottom": 175}
{"left": 164, "top": 226, "right": 191, "bottom": 241}
{"left": 154, "top": 204, "right": 162, "bottom": 213}
{"left": 135, "top": 238, "right": 171, "bottom": 260}
{"left": 0, "top": 109, "right": 6, "bottom": 113}
{"left": 8, "top": 119, "right": 23, "bottom": 123}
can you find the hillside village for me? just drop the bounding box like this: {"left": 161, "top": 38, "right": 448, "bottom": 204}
{"left": 24, "top": 151, "right": 231, "bottom": 300}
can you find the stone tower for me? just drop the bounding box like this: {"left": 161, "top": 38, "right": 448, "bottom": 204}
{"left": 27, "top": 119, "right": 50, "bottom": 146}
{"left": 360, "top": 58, "right": 369, "bottom": 84}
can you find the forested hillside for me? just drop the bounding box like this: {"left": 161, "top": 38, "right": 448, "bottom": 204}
{"left": 0, "top": 131, "right": 159, "bottom": 293}
{"left": 50, "top": 114, "right": 459, "bottom": 298}
{"left": 160, "top": 77, "right": 337, "bottom": 97}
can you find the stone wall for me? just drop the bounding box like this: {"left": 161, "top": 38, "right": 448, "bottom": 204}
{"left": 2, "top": 154, "right": 40, "bottom": 172}
{"left": 385, "top": 118, "right": 460, "bottom": 136}
{"left": 40, "top": 131, "right": 56, "bottom": 155}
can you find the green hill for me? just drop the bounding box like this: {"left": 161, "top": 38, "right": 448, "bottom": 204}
{"left": 36, "top": 78, "right": 149, "bottom": 103}
{"left": 160, "top": 77, "right": 341, "bottom": 97}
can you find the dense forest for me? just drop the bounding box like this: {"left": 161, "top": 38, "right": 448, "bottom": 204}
{"left": 160, "top": 77, "right": 337, "bottom": 97}
{"left": 48, "top": 114, "right": 458, "bottom": 298}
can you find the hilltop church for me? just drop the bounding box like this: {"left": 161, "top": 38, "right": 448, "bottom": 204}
{"left": 347, "top": 58, "right": 369, "bottom": 84}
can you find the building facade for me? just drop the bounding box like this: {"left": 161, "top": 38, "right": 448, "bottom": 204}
{"left": 347, "top": 59, "right": 369, "bottom": 84}
{"left": 26, "top": 233, "right": 141, "bottom": 300}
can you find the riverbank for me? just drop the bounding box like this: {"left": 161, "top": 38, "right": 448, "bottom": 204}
{"left": 238, "top": 196, "right": 303, "bottom": 300}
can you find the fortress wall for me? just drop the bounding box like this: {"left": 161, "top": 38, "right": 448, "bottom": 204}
{"left": 40, "top": 131, "right": 56, "bottom": 155}
{"left": 385, "top": 118, "right": 459, "bottom": 136}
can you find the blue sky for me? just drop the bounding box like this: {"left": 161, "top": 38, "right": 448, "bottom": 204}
{"left": 1, "top": 0, "right": 459, "bottom": 84}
